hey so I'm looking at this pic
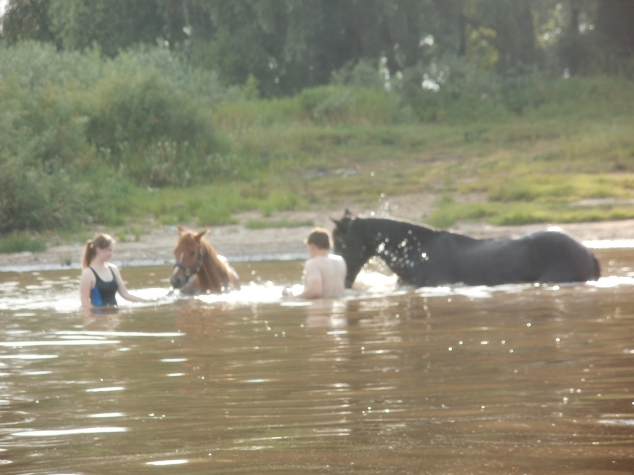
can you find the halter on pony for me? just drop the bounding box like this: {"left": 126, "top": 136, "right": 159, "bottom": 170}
{"left": 173, "top": 246, "right": 204, "bottom": 284}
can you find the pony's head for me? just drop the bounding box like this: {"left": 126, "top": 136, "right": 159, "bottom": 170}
{"left": 171, "top": 226, "right": 208, "bottom": 289}
{"left": 332, "top": 210, "right": 375, "bottom": 288}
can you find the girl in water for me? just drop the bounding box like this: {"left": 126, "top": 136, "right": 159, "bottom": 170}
{"left": 80, "top": 233, "right": 152, "bottom": 309}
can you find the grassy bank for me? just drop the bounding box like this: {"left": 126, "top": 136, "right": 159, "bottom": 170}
{"left": 1, "top": 43, "right": 634, "bottom": 246}
{"left": 123, "top": 110, "right": 634, "bottom": 231}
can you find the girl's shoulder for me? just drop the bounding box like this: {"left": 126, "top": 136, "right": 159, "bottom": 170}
{"left": 108, "top": 263, "right": 122, "bottom": 277}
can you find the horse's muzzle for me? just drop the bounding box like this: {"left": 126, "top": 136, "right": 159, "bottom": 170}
{"left": 170, "top": 274, "right": 187, "bottom": 289}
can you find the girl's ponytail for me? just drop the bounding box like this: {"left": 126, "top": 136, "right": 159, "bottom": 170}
{"left": 82, "top": 240, "right": 96, "bottom": 268}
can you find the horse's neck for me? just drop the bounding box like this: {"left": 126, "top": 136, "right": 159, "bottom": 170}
{"left": 365, "top": 219, "right": 436, "bottom": 275}
{"left": 365, "top": 219, "right": 435, "bottom": 249}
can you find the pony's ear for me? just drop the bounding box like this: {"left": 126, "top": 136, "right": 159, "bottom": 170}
{"left": 331, "top": 217, "right": 343, "bottom": 230}
{"left": 177, "top": 225, "right": 184, "bottom": 235}
{"left": 194, "top": 229, "right": 209, "bottom": 242}
{"left": 344, "top": 209, "right": 353, "bottom": 218}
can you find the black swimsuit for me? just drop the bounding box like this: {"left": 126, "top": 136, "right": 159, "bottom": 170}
{"left": 89, "top": 266, "right": 118, "bottom": 306}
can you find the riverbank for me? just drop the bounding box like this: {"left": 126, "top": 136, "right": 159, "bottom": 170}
{"left": 1, "top": 202, "right": 634, "bottom": 272}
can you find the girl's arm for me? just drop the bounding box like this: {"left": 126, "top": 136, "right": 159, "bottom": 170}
{"left": 79, "top": 269, "right": 95, "bottom": 309}
{"left": 112, "top": 266, "right": 152, "bottom": 303}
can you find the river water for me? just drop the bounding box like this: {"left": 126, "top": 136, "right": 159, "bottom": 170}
{"left": 0, "top": 246, "right": 633, "bottom": 474}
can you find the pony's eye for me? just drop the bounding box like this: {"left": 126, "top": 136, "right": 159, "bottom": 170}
{"left": 190, "top": 251, "right": 196, "bottom": 256}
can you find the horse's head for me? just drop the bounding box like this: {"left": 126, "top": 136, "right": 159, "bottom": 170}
{"left": 171, "top": 226, "right": 208, "bottom": 289}
{"left": 332, "top": 210, "right": 375, "bottom": 288}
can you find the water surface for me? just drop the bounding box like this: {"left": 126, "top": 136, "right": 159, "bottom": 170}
{"left": 0, "top": 250, "right": 633, "bottom": 474}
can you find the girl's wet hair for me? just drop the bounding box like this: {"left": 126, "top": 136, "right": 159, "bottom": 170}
{"left": 82, "top": 234, "right": 115, "bottom": 268}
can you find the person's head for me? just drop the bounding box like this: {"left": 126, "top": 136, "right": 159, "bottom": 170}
{"left": 82, "top": 234, "right": 115, "bottom": 268}
{"left": 306, "top": 228, "right": 331, "bottom": 255}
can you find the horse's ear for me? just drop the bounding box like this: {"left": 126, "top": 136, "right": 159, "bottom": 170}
{"left": 194, "top": 229, "right": 209, "bottom": 242}
{"left": 332, "top": 216, "right": 351, "bottom": 232}
{"left": 331, "top": 217, "right": 344, "bottom": 230}
{"left": 344, "top": 209, "right": 353, "bottom": 218}
{"left": 177, "top": 225, "right": 184, "bottom": 235}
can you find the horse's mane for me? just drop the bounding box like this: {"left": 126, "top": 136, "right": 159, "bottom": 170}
{"left": 198, "top": 237, "right": 231, "bottom": 292}
{"left": 352, "top": 217, "right": 439, "bottom": 243}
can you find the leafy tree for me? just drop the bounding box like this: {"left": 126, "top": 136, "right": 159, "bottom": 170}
{"left": 48, "top": 0, "right": 165, "bottom": 57}
{"left": 1, "top": 0, "right": 56, "bottom": 45}
{"left": 172, "top": 0, "right": 462, "bottom": 96}
{"left": 3, "top": 0, "right": 631, "bottom": 92}
{"left": 466, "top": 0, "right": 537, "bottom": 74}
{"left": 596, "top": 0, "right": 634, "bottom": 57}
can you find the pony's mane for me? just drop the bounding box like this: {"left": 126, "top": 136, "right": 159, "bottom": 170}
{"left": 198, "top": 235, "right": 230, "bottom": 292}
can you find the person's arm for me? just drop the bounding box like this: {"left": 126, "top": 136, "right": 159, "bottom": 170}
{"left": 111, "top": 266, "right": 153, "bottom": 303}
{"left": 79, "top": 269, "right": 95, "bottom": 309}
{"left": 297, "top": 260, "right": 323, "bottom": 299}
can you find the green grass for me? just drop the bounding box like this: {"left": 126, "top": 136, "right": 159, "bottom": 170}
{"left": 0, "top": 233, "right": 47, "bottom": 254}
{"left": 116, "top": 108, "right": 634, "bottom": 230}
{"left": 123, "top": 182, "right": 310, "bottom": 227}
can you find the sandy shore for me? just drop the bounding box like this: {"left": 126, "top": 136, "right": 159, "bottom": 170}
{"left": 1, "top": 205, "right": 633, "bottom": 271}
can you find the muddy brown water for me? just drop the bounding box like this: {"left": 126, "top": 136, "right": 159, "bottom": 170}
{"left": 0, "top": 247, "right": 633, "bottom": 474}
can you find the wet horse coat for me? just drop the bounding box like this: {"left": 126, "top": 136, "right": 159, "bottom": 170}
{"left": 332, "top": 213, "right": 600, "bottom": 288}
{"left": 171, "top": 226, "right": 240, "bottom": 294}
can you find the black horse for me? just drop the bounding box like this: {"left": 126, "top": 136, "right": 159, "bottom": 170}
{"left": 332, "top": 211, "right": 600, "bottom": 288}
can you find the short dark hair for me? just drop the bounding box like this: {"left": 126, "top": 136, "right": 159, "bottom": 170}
{"left": 306, "top": 227, "right": 331, "bottom": 250}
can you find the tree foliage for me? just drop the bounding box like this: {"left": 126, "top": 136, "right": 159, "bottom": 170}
{"left": 3, "top": 0, "right": 632, "bottom": 95}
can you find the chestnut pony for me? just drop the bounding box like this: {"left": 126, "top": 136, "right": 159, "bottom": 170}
{"left": 170, "top": 226, "right": 240, "bottom": 294}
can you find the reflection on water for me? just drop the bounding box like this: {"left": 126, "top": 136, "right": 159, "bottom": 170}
{"left": 0, "top": 248, "right": 633, "bottom": 473}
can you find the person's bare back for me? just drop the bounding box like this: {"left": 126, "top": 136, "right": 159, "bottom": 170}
{"left": 290, "top": 227, "right": 347, "bottom": 299}
{"left": 302, "top": 254, "right": 347, "bottom": 298}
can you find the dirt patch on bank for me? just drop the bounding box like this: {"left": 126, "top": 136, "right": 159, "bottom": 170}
{"left": 1, "top": 198, "right": 633, "bottom": 271}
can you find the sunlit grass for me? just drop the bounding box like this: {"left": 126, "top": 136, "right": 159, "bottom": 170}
{"left": 0, "top": 233, "right": 47, "bottom": 254}
{"left": 125, "top": 182, "right": 309, "bottom": 226}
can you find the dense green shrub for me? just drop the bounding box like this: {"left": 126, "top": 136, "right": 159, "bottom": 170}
{"left": 0, "top": 157, "right": 88, "bottom": 232}
{"left": 0, "top": 43, "right": 93, "bottom": 169}
{"left": 85, "top": 69, "right": 219, "bottom": 186}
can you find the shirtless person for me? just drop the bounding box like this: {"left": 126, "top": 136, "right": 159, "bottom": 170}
{"left": 291, "top": 228, "right": 347, "bottom": 299}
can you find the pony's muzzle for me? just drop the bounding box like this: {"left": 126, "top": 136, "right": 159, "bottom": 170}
{"left": 170, "top": 270, "right": 189, "bottom": 289}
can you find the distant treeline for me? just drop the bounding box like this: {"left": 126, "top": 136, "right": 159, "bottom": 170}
{"left": 2, "top": 0, "right": 633, "bottom": 96}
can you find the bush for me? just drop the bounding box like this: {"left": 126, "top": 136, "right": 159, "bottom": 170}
{"left": 0, "top": 157, "right": 88, "bottom": 232}
{"left": 0, "top": 43, "right": 239, "bottom": 190}
{"left": 0, "top": 43, "right": 92, "bottom": 170}
{"left": 0, "top": 233, "right": 47, "bottom": 254}
{"left": 85, "top": 67, "right": 219, "bottom": 186}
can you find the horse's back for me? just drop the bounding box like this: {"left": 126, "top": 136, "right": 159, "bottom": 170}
{"left": 446, "top": 235, "right": 535, "bottom": 285}
{"left": 526, "top": 231, "right": 600, "bottom": 282}
{"left": 421, "top": 230, "right": 599, "bottom": 286}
